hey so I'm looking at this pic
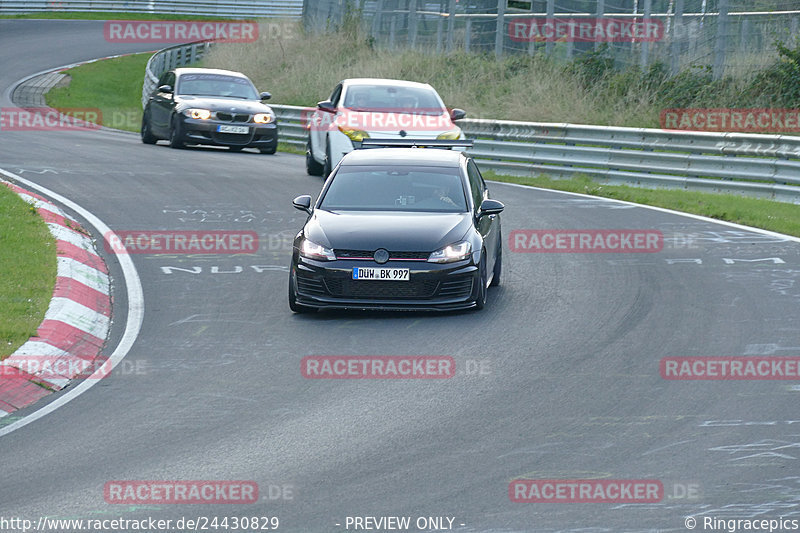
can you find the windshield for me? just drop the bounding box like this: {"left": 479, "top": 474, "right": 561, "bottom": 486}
{"left": 342, "top": 85, "right": 446, "bottom": 115}
{"left": 177, "top": 73, "right": 259, "bottom": 99}
{"left": 320, "top": 165, "right": 468, "bottom": 213}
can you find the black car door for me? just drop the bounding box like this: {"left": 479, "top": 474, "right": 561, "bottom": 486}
{"left": 467, "top": 159, "right": 499, "bottom": 271}
{"left": 149, "top": 71, "right": 176, "bottom": 135}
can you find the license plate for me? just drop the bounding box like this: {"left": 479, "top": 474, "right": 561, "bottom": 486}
{"left": 352, "top": 267, "right": 409, "bottom": 281}
{"left": 217, "top": 125, "right": 249, "bottom": 134}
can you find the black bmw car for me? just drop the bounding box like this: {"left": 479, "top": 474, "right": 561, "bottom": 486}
{"left": 289, "top": 144, "right": 504, "bottom": 312}
{"left": 141, "top": 67, "right": 278, "bottom": 153}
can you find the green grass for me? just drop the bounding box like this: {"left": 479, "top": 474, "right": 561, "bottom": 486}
{"left": 0, "top": 12, "right": 243, "bottom": 20}
{"left": 46, "top": 52, "right": 151, "bottom": 132}
{"left": 485, "top": 172, "right": 800, "bottom": 237}
{"left": 0, "top": 185, "right": 57, "bottom": 359}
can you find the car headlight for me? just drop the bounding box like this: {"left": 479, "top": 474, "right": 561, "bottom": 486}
{"left": 184, "top": 108, "right": 211, "bottom": 120}
{"left": 437, "top": 128, "right": 462, "bottom": 140}
{"left": 427, "top": 241, "right": 472, "bottom": 263}
{"left": 338, "top": 125, "right": 370, "bottom": 142}
{"left": 300, "top": 237, "right": 336, "bottom": 261}
{"left": 253, "top": 113, "right": 274, "bottom": 124}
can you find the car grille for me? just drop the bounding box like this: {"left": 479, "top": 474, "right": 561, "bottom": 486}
{"left": 296, "top": 275, "right": 326, "bottom": 296}
{"left": 334, "top": 249, "right": 430, "bottom": 261}
{"left": 325, "top": 279, "right": 439, "bottom": 299}
{"left": 216, "top": 112, "right": 251, "bottom": 123}
{"left": 297, "top": 272, "right": 472, "bottom": 301}
{"left": 212, "top": 131, "right": 254, "bottom": 145}
{"left": 437, "top": 276, "right": 473, "bottom": 299}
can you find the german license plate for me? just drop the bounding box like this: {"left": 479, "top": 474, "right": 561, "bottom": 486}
{"left": 352, "top": 267, "right": 409, "bottom": 281}
{"left": 217, "top": 125, "right": 249, "bottom": 134}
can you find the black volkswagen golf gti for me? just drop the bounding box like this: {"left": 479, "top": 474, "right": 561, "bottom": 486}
{"left": 141, "top": 67, "right": 277, "bottom": 153}
{"left": 289, "top": 144, "right": 504, "bottom": 312}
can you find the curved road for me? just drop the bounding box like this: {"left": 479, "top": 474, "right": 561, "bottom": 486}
{"left": 2, "top": 20, "right": 800, "bottom": 532}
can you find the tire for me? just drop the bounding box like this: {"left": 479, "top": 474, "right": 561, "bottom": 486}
{"left": 260, "top": 145, "right": 277, "bottom": 155}
{"left": 490, "top": 237, "right": 502, "bottom": 287}
{"left": 289, "top": 272, "right": 314, "bottom": 314}
{"left": 323, "top": 140, "right": 332, "bottom": 178}
{"left": 169, "top": 115, "right": 185, "bottom": 149}
{"left": 140, "top": 111, "right": 157, "bottom": 144}
{"left": 306, "top": 139, "right": 324, "bottom": 175}
{"left": 473, "top": 253, "right": 488, "bottom": 310}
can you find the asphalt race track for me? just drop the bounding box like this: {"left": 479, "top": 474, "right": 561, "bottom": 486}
{"left": 2, "top": 20, "right": 800, "bottom": 533}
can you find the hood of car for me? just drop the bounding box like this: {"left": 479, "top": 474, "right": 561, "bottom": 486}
{"left": 304, "top": 210, "right": 472, "bottom": 253}
{"left": 175, "top": 96, "right": 272, "bottom": 114}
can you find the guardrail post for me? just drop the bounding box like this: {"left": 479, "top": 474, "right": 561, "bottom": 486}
{"left": 545, "top": 0, "right": 554, "bottom": 56}
{"left": 594, "top": 0, "right": 604, "bottom": 51}
{"left": 371, "top": 0, "right": 384, "bottom": 38}
{"left": 389, "top": 13, "right": 396, "bottom": 50}
{"left": 494, "top": 0, "right": 505, "bottom": 59}
{"left": 446, "top": 0, "right": 456, "bottom": 53}
{"left": 640, "top": 0, "right": 651, "bottom": 68}
{"left": 409, "top": 0, "right": 418, "bottom": 48}
{"left": 436, "top": 8, "right": 444, "bottom": 53}
{"left": 713, "top": 0, "right": 729, "bottom": 80}
{"left": 670, "top": 0, "right": 684, "bottom": 74}
{"left": 465, "top": 17, "right": 471, "bottom": 52}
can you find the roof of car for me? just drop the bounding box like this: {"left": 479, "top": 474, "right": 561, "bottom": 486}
{"left": 339, "top": 147, "right": 464, "bottom": 168}
{"left": 341, "top": 78, "right": 434, "bottom": 90}
{"left": 174, "top": 67, "right": 250, "bottom": 78}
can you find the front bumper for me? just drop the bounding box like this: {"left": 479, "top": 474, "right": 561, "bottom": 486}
{"left": 291, "top": 256, "right": 479, "bottom": 311}
{"left": 180, "top": 118, "right": 278, "bottom": 148}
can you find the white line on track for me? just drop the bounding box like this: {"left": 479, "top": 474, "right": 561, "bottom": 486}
{"left": 0, "top": 167, "right": 144, "bottom": 438}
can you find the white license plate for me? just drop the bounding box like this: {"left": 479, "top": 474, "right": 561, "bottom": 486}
{"left": 217, "top": 125, "right": 249, "bottom": 134}
{"left": 352, "top": 267, "right": 409, "bottom": 281}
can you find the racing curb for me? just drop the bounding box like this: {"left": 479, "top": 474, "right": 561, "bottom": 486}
{"left": 0, "top": 180, "right": 111, "bottom": 417}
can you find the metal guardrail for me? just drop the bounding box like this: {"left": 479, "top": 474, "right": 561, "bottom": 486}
{"left": 142, "top": 41, "right": 214, "bottom": 108}
{"left": 0, "top": 0, "right": 302, "bottom": 17}
{"left": 143, "top": 43, "right": 800, "bottom": 203}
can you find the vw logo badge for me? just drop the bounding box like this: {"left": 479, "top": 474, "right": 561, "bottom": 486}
{"left": 373, "top": 249, "right": 390, "bottom": 264}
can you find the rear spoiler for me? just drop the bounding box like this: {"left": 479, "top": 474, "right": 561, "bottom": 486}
{"left": 356, "top": 139, "right": 474, "bottom": 149}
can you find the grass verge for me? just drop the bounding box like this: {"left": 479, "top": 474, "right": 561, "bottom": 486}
{"left": 46, "top": 52, "right": 151, "bottom": 132}
{"left": 485, "top": 172, "right": 800, "bottom": 238}
{"left": 0, "top": 185, "right": 57, "bottom": 359}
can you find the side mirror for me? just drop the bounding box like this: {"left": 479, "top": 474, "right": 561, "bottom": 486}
{"left": 158, "top": 84, "right": 173, "bottom": 94}
{"left": 260, "top": 91, "right": 272, "bottom": 101}
{"left": 317, "top": 100, "right": 336, "bottom": 113}
{"left": 450, "top": 108, "right": 466, "bottom": 121}
{"left": 478, "top": 199, "right": 504, "bottom": 217}
{"left": 293, "top": 195, "right": 313, "bottom": 215}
